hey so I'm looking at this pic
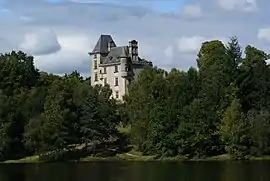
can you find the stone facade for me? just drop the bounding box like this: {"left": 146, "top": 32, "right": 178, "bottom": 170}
{"left": 89, "top": 35, "right": 152, "bottom": 100}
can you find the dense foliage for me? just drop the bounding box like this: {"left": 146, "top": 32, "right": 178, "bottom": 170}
{"left": 125, "top": 37, "right": 270, "bottom": 159}
{"left": 0, "top": 51, "right": 124, "bottom": 161}
{"left": 0, "top": 37, "right": 270, "bottom": 162}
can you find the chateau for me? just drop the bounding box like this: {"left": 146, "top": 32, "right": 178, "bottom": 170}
{"left": 89, "top": 35, "right": 152, "bottom": 100}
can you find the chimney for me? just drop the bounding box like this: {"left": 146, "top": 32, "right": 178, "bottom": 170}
{"left": 129, "top": 40, "right": 138, "bottom": 61}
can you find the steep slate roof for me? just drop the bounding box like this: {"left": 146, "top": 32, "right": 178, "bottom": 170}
{"left": 135, "top": 58, "right": 153, "bottom": 66}
{"left": 91, "top": 35, "right": 116, "bottom": 54}
{"left": 102, "top": 46, "right": 129, "bottom": 64}
{"left": 91, "top": 34, "right": 153, "bottom": 67}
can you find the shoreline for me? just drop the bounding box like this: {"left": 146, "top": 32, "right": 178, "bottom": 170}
{"left": 2, "top": 153, "right": 270, "bottom": 164}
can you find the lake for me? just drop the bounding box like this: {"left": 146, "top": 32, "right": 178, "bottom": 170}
{"left": 0, "top": 161, "right": 270, "bottom": 181}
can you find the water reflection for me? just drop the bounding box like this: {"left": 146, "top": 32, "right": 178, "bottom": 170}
{"left": 0, "top": 161, "right": 270, "bottom": 181}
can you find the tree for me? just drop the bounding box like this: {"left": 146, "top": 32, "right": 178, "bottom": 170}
{"left": 24, "top": 74, "right": 83, "bottom": 153}
{"left": 242, "top": 45, "right": 270, "bottom": 67}
{"left": 0, "top": 51, "right": 39, "bottom": 95}
{"left": 185, "top": 40, "right": 227, "bottom": 157}
{"left": 237, "top": 46, "right": 270, "bottom": 112}
{"left": 248, "top": 109, "right": 270, "bottom": 156}
{"left": 125, "top": 67, "right": 199, "bottom": 156}
{"left": 0, "top": 51, "right": 40, "bottom": 160}
{"left": 224, "top": 36, "right": 242, "bottom": 79}
{"left": 78, "top": 85, "right": 120, "bottom": 148}
{"left": 125, "top": 67, "right": 168, "bottom": 153}
{"left": 219, "top": 99, "right": 251, "bottom": 159}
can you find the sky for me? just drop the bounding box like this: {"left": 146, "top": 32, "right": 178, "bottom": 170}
{"left": 0, "top": 0, "right": 269, "bottom": 77}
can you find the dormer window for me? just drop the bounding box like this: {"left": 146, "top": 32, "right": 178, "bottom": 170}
{"left": 108, "top": 41, "right": 114, "bottom": 51}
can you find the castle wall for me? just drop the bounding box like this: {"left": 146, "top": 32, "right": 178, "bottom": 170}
{"left": 90, "top": 35, "right": 152, "bottom": 101}
{"left": 91, "top": 53, "right": 101, "bottom": 86}
{"left": 99, "top": 64, "right": 126, "bottom": 100}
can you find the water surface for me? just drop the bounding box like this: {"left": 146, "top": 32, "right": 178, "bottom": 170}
{"left": 0, "top": 161, "right": 270, "bottom": 181}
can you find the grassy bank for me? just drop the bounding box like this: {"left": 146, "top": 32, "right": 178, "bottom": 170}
{"left": 4, "top": 152, "right": 270, "bottom": 164}
{"left": 3, "top": 126, "right": 270, "bottom": 164}
{"left": 3, "top": 155, "right": 40, "bottom": 163}
{"left": 2, "top": 152, "right": 156, "bottom": 164}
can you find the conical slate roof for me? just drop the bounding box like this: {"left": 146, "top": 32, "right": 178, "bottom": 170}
{"left": 91, "top": 35, "right": 116, "bottom": 54}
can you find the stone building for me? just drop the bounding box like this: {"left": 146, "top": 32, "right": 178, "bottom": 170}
{"left": 89, "top": 35, "right": 152, "bottom": 100}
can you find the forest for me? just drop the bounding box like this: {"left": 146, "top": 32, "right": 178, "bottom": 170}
{"left": 0, "top": 37, "right": 270, "bottom": 162}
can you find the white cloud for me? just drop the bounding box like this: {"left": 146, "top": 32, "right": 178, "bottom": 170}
{"left": 0, "top": 0, "right": 269, "bottom": 74}
{"left": 258, "top": 27, "right": 270, "bottom": 42}
{"left": 177, "top": 35, "right": 229, "bottom": 54}
{"left": 19, "top": 28, "right": 61, "bottom": 56}
{"left": 0, "top": 8, "right": 11, "bottom": 13}
{"left": 164, "top": 45, "right": 174, "bottom": 59}
{"left": 34, "top": 33, "right": 94, "bottom": 75}
{"left": 182, "top": 4, "right": 203, "bottom": 19}
{"left": 217, "top": 0, "right": 257, "bottom": 12}
{"left": 19, "top": 16, "right": 32, "bottom": 22}
{"left": 177, "top": 36, "right": 206, "bottom": 53}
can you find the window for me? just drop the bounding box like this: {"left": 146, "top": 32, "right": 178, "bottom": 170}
{"left": 104, "top": 67, "right": 107, "bottom": 74}
{"left": 94, "top": 73, "right": 98, "bottom": 81}
{"left": 94, "top": 54, "right": 97, "bottom": 58}
{"left": 94, "top": 60, "right": 97, "bottom": 69}
{"left": 104, "top": 78, "right": 107, "bottom": 85}
{"left": 114, "top": 65, "right": 118, "bottom": 73}
{"left": 115, "top": 77, "right": 118, "bottom": 86}
{"left": 115, "top": 91, "right": 119, "bottom": 99}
